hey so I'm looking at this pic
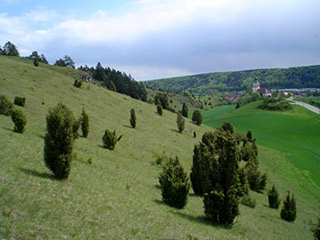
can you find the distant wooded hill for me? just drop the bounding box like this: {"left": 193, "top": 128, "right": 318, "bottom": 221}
{"left": 145, "top": 65, "right": 320, "bottom": 94}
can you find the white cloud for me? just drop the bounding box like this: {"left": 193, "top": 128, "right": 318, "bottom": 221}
{"left": 0, "top": 0, "right": 319, "bottom": 79}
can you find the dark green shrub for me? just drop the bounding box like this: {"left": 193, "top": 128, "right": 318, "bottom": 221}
{"left": 268, "top": 185, "right": 280, "bottom": 209}
{"left": 11, "top": 109, "right": 26, "bottom": 133}
{"left": 130, "top": 108, "right": 136, "bottom": 128}
{"left": 245, "top": 152, "right": 267, "bottom": 192}
{"left": 182, "top": 103, "right": 188, "bottom": 118}
{"left": 258, "top": 98, "right": 292, "bottom": 111}
{"left": 176, "top": 112, "right": 185, "bottom": 133}
{"left": 74, "top": 79, "right": 83, "bottom": 88}
{"left": 102, "top": 129, "right": 122, "bottom": 150}
{"left": 312, "top": 218, "right": 320, "bottom": 240}
{"left": 240, "top": 194, "right": 256, "bottom": 208}
{"left": 247, "top": 130, "right": 252, "bottom": 141}
{"left": 0, "top": 95, "right": 13, "bottom": 115}
{"left": 44, "top": 103, "right": 75, "bottom": 179}
{"left": 280, "top": 192, "right": 297, "bottom": 222}
{"left": 33, "top": 58, "right": 39, "bottom": 67}
{"left": 14, "top": 96, "right": 26, "bottom": 107}
{"left": 154, "top": 93, "right": 169, "bottom": 109}
{"left": 192, "top": 110, "right": 202, "bottom": 126}
{"left": 81, "top": 108, "right": 89, "bottom": 138}
{"left": 159, "top": 157, "right": 190, "bottom": 209}
{"left": 157, "top": 104, "right": 163, "bottom": 116}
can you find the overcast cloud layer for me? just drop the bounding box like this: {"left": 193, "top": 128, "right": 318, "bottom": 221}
{"left": 0, "top": 0, "right": 319, "bottom": 80}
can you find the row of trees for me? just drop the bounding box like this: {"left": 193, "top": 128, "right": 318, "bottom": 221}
{"left": 78, "top": 63, "right": 148, "bottom": 101}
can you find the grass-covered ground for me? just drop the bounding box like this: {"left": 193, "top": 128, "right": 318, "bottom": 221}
{"left": 202, "top": 103, "right": 320, "bottom": 199}
{"left": 0, "top": 55, "right": 319, "bottom": 239}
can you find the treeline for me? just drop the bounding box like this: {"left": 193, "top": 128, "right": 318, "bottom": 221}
{"left": 78, "top": 63, "right": 147, "bottom": 101}
{"left": 145, "top": 65, "right": 320, "bottom": 94}
{"left": 1, "top": 41, "right": 147, "bottom": 102}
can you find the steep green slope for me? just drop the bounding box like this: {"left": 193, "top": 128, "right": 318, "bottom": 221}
{"left": 203, "top": 103, "right": 320, "bottom": 197}
{"left": 0, "top": 55, "right": 319, "bottom": 239}
{"left": 145, "top": 65, "right": 320, "bottom": 94}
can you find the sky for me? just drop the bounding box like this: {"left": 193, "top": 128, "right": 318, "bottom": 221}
{"left": 0, "top": 0, "right": 319, "bottom": 81}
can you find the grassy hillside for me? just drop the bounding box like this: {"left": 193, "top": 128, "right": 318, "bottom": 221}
{"left": 203, "top": 103, "right": 320, "bottom": 198}
{"left": 145, "top": 65, "right": 320, "bottom": 94}
{"left": 0, "top": 55, "right": 319, "bottom": 239}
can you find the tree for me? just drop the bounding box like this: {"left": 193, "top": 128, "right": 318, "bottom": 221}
{"left": 130, "top": 108, "right": 136, "bottom": 128}
{"left": 280, "top": 192, "right": 297, "bottom": 222}
{"left": 81, "top": 108, "right": 89, "bottom": 138}
{"left": 157, "top": 104, "right": 163, "bottom": 116}
{"left": 44, "top": 103, "right": 75, "bottom": 179}
{"left": 159, "top": 157, "right": 190, "bottom": 209}
{"left": 190, "top": 143, "right": 210, "bottom": 196}
{"left": 154, "top": 93, "right": 169, "bottom": 109}
{"left": 33, "top": 58, "right": 39, "bottom": 67}
{"left": 3, "top": 41, "right": 19, "bottom": 56}
{"left": 192, "top": 110, "right": 202, "bottom": 126}
{"left": 182, "top": 103, "right": 188, "bottom": 118}
{"left": 0, "top": 45, "right": 4, "bottom": 55}
{"left": 64, "top": 55, "right": 75, "bottom": 69}
{"left": 14, "top": 96, "right": 26, "bottom": 107}
{"left": 54, "top": 58, "right": 66, "bottom": 67}
{"left": 102, "top": 129, "right": 122, "bottom": 150}
{"left": 268, "top": 185, "right": 280, "bottom": 209}
{"left": 176, "top": 112, "right": 185, "bottom": 133}
{"left": 40, "top": 54, "right": 48, "bottom": 64}
{"left": 245, "top": 156, "right": 267, "bottom": 192}
{"left": 11, "top": 109, "right": 26, "bottom": 133}
{"left": 29, "top": 51, "right": 39, "bottom": 60}
{"left": 54, "top": 55, "right": 75, "bottom": 68}
{"left": 202, "top": 125, "right": 242, "bottom": 225}
{"left": 0, "top": 95, "right": 13, "bottom": 116}
{"left": 247, "top": 131, "right": 252, "bottom": 141}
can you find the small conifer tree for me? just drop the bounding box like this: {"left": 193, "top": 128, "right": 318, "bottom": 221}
{"left": 14, "top": 96, "right": 26, "bottom": 107}
{"left": 192, "top": 110, "right": 202, "bottom": 126}
{"left": 44, "top": 103, "right": 75, "bottom": 179}
{"left": 157, "top": 104, "right": 163, "bottom": 116}
{"left": 280, "top": 192, "right": 297, "bottom": 222}
{"left": 102, "top": 129, "right": 122, "bottom": 150}
{"left": 11, "top": 109, "right": 26, "bottom": 133}
{"left": 73, "top": 79, "right": 83, "bottom": 88}
{"left": 130, "top": 108, "right": 136, "bottom": 128}
{"left": 268, "top": 185, "right": 280, "bottom": 209}
{"left": 159, "top": 157, "right": 190, "bottom": 209}
{"left": 247, "top": 130, "right": 253, "bottom": 141}
{"left": 81, "top": 108, "right": 89, "bottom": 138}
{"left": 33, "top": 58, "right": 39, "bottom": 67}
{"left": 176, "top": 112, "right": 185, "bottom": 133}
{"left": 73, "top": 116, "right": 81, "bottom": 140}
{"left": 0, "top": 95, "right": 13, "bottom": 116}
{"left": 182, "top": 103, "right": 188, "bottom": 118}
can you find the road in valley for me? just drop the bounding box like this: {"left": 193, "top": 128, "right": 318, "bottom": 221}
{"left": 292, "top": 100, "right": 320, "bottom": 114}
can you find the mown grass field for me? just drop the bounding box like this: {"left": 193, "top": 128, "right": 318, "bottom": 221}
{"left": 202, "top": 103, "right": 320, "bottom": 199}
{"left": 0, "top": 55, "right": 319, "bottom": 239}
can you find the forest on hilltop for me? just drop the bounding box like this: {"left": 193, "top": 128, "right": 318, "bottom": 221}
{"left": 145, "top": 65, "right": 320, "bottom": 94}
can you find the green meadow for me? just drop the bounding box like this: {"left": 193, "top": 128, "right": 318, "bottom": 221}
{"left": 0, "top": 55, "right": 319, "bottom": 239}
{"left": 202, "top": 103, "right": 320, "bottom": 198}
